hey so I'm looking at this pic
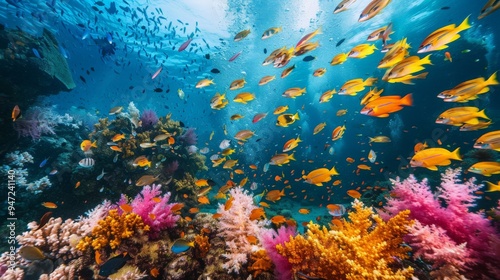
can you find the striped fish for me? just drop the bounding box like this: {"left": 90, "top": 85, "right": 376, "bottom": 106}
{"left": 79, "top": 158, "right": 95, "bottom": 167}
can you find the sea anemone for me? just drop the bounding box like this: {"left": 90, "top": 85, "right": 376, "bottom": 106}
{"left": 179, "top": 127, "right": 197, "bottom": 145}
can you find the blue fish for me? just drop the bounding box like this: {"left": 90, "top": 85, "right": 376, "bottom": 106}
{"left": 39, "top": 157, "right": 49, "bottom": 168}
{"left": 99, "top": 253, "right": 131, "bottom": 277}
{"left": 82, "top": 29, "right": 90, "bottom": 40}
{"left": 106, "top": 32, "right": 113, "bottom": 44}
{"left": 32, "top": 48, "right": 41, "bottom": 58}
{"left": 58, "top": 45, "right": 68, "bottom": 58}
{"left": 171, "top": 238, "right": 194, "bottom": 254}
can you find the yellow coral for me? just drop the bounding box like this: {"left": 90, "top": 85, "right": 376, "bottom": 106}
{"left": 276, "top": 200, "right": 414, "bottom": 279}
{"left": 76, "top": 209, "right": 149, "bottom": 251}
{"left": 248, "top": 249, "right": 273, "bottom": 278}
{"left": 193, "top": 234, "right": 210, "bottom": 259}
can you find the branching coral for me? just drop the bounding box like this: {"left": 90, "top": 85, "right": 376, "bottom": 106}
{"left": 260, "top": 226, "right": 297, "bottom": 280}
{"left": 76, "top": 209, "right": 149, "bottom": 251}
{"left": 194, "top": 234, "right": 210, "bottom": 259}
{"left": 216, "top": 187, "right": 268, "bottom": 274}
{"left": 276, "top": 200, "right": 414, "bottom": 279}
{"left": 382, "top": 168, "right": 500, "bottom": 278}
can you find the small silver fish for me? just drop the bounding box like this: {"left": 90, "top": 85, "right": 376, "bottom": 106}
{"left": 97, "top": 169, "right": 106, "bottom": 180}
{"left": 79, "top": 158, "right": 95, "bottom": 167}
{"left": 113, "top": 154, "right": 119, "bottom": 163}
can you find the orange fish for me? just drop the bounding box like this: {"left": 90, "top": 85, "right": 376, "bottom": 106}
{"left": 259, "top": 201, "right": 270, "bottom": 208}
{"left": 346, "top": 157, "right": 355, "bottom": 163}
{"left": 249, "top": 208, "right": 266, "bottom": 220}
{"left": 246, "top": 235, "right": 259, "bottom": 244}
{"left": 152, "top": 197, "right": 162, "bottom": 203}
{"left": 75, "top": 181, "right": 81, "bottom": 188}
{"left": 168, "top": 137, "right": 175, "bottom": 145}
{"left": 189, "top": 207, "right": 200, "bottom": 214}
{"left": 357, "top": 164, "right": 371, "bottom": 170}
{"left": 111, "top": 133, "right": 126, "bottom": 142}
{"left": 347, "top": 190, "right": 362, "bottom": 199}
{"left": 298, "top": 208, "right": 310, "bottom": 214}
{"left": 120, "top": 203, "right": 133, "bottom": 213}
{"left": 265, "top": 189, "right": 285, "bottom": 202}
{"left": 95, "top": 250, "right": 103, "bottom": 265}
{"left": 225, "top": 196, "right": 234, "bottom": 210}
{"left": 270, "top": 215, "right": 287, "bottom": 225}
{"left": 12, "top": 105, "right": 21, "bottom": 121}
{"left": 414, "top": 141, "right": 428, "bottom": 154}
{"left": 331, "top": 218, "right": 343, "bottom": 229}
{"left": 249, "top": 164, "right": 258, "bottom": 170}
{"left": 41, "top": 202, "right": 57, "bottom": 209}
{"left": 149, "top": 213, "right": 156, "bottom": 220}
{"left": 171, "top": 203, "right": 184, "bottom": 212}
{"left": 150, "top": 268, "right": 159, "bottom": 278}
{"left": 110, "top": 146, "right": 123, "bottom": 152}
{"left": 197, "top": 196, "right": 210, "bottom": 204}
{"left": 444, "top": 52, "right": 452, "bottom": 62}
{"left": 212, "top": 213, "right": 222, "bottom": 219}
{"left": 360, "top": 94, "right": 413, "bottom": 118}
{"left": 332, "top": 125, "right": 346, "bottom": 141}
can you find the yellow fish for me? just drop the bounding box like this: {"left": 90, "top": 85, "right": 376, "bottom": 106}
{"left": 273, "top": 105, "right": 289, "bottom": 115}
{"left": 234, "top": 29, "right": 251, "bottom": 42}
{"left": 360, "top": 87, "right": 383, "bottom": 105}
{"left": 276, "top": 112, "right": 300, "bottom": 127}
{"left": 233, "top": 92, "right": 255, "bottom": 104}
{"left": 348, "top": 44, "right": 377, "bottom": 58}
{"left": 410, "top": 147, "right": 461, "bottom": 171}
{"left": 210, "top": 93, "right": 228, "bottom": 110}
{"left": 223, "top": 159, "right": 238, "bottom": 169}
{"left": 80, "top": 140, "right": 97, "bottom": 152}
{"left": 435, "top": 107, "right": 490, "bottom": 126}
{"left": 319, "top": 89, "right": 337, "bottom": 103}
{"left": 338, "top": 77, "right": 377, "bottom": 96}
{"left": 418, "top": 16, "right": 471, "bottom": 53}
{"left": 484, "top": 181, "right": 500, "bottom": 192}
{"left": 229, "top": 78, "right": 246, "bottom": 90}
{"left": 330, "top": 53, "right": 348, "bottom": 65}
{"left": 437, "top": 72, "right": 498, "bottom": 102}
{"left": 378, "top": 38, "right": 410, "bottom": 69}
{"left": 234, "top": 129, "right": 255, "bottom": 141}
{"left": 468, "top": 162, "right": 500, "bottom": 177}
{"left": 282, "top": 87, "right": 306, "bottom": 98}
{"left": 384, "top": 55, "right": 432, "bottom": 80}
{"left": 269, "top": 153, "right": 295, "bottom": 166}
{"left": 262, "top": 27, "right": 282, "bottom": 39}
{"left": 302, "top": 167, "right": 339, "bottom": 186}
{"left": 283, "top": 136, "right": 302, "bottom": 152}
{"left": 313, "top": 122, "right": 327, "bottom": 135}
{"left": 474, "top": 130, "right": 500, "bottom": 151}
{"left": 259, "top": 75, "right": 276, "bottom": 85}
{"left": 265, "top": 189, "right": 285, "bottom": 202}
{"left": 359, "top": 0, "right": 392, "bottom": 22}
{"left": 369, "top": 136, "right": 391, "bottom": 143}
{"left": 195, "top": 78, "right": 215, "bottom": 88}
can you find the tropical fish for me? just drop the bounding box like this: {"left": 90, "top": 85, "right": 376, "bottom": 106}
{"left": 219, "top": 139, "right": 231, "bottom": 150}
{"left": 262, "top": 46, "right": 286, "bottom": 65}
{"left": 229, "top": 78, "right": 246, "bottom": 90}
{"left": 269, "top": 153, "right": 295, "bottom": 166}
{"left": 479, "top": 0, "right": 500, "bottom": 19}
{"left": 229, "top": 51, "right": 242, "bottom": 62}
{"left": 99, "top": 253, "right": 131, "bottom": 277}
{"left": 358, "top": 164, "right": 371, "bottom": 171}
{"left": 303, "top": 55, "right": 316, "bottom": 62}
{"left": 111, "top": 133, "right": 125, "bottom": 142}
{"left": 234, "top": 29, "right": 251, "bottom": 41}
{"left": 313, "top": 123, "right": 327, "bottom": 135}
{"left": 336, "top": 109, "right": 348, "bottom": 117}
{"left": 444, "top": 51, "right": 452, "bottom": 62}
{"left": 331, "top": 125, "right": 346, "bottom": 141}
{"left": 178, "top": 37, "right": 193, "bottom": 52}
{"left": 473, "top": 130, "right": 500, "bottom": 151}
{"left": 41, "top": 202, "right": 57, "bottom": 208}
{"left": 177, "top": 88, "right": 185, "bottom": 100}
{"left": 378, "top": 38, "right": 410, "bottom": 69}
{"left": 298, "top": 208, "right": 310, "bottom": 214}
{"left": 273, "top": 105, "right": 289, "bottom": 115}
{"left": 259, "top": 75, "right": 276, "bottom": 85}
{"left": 265, "top": 189, "right": 285, "bottom": 202}
{"left": 12, "top": 105, "right": 20, "bottom": 121}
{"left": 39, "top": 157, "right": 49, "bottom": 168}
{"left": 387, "top": 72, "right": 428, "bottom": 85}
{"left": 319, "top": 89, "right": 337, "bottom": 103}
{"left": 234, "top": 130, "right": 255, "bottom": 141}
{"left": 347, "top": 190, "right": 362, "bottom": 199}
{"left": 283, "top": 136, "right": 302, "bottom": 152}
{"left": 271, "top": 215, "right": 287, "bottom": 225}
{"left": 410, "top": 147, "right": 461, "bottom": 170}
{"left": 196, "top": 79, "right": 215, "bottom": 88}
{"left": 109, "top": 106, "right": 123, "bottom": 115}
{"left": 384, "top": 55, "right": 432, "bottom": 80}
{"left": 368, "top": 150, "right": 377, "bottom": 163}
{"left": 79, "top": 158, "right": 95, "bottom": 167}
{"left": 360, "top": 88, "right": 383, "bottom": 105}
{"left": 262, "top": 27, "right": 282, "bottom": 39}
{"left": 282, "top": 87, "right": 306, "bottom": 98}
{"left": 133, "top": 155, "right": 152, "bottom": 168}
{"left": 338, "top": 78, "right": 377, "bottom": 96}
{"left": 294, "top": 41, "right": 320, "bottom": 56}
{"left": 437, "top": 72, "right": 498, "bottom": 103}
{"left": 249, "top": 208, "right": 266, "bottom": 220}
{"left": 334, "top": 0, "right": 357, "bottom": 13}
{"left": 435, "top": 107, "right": 490, "bottom": 126}
{"left": 210, "top": 93, "right": 228, "bottom": 110}
{"left": 330, "top": 53, "right": 348, "bottom": 66}
{"left": 276, "top": 113, "right": 300, "bottom": 127}
{"left": 281, "top": 64, "right": 296, "bottom": 78}
{"left": 96, "top": 169, "right": 106, "bottom": 180}
{"left": 152, "top": 66, "right": 163, "bottom": 79}
{"left": 468, "top": 162, "right": 500, "bottom": 176}
{"left": 154, "top": 134, "right": 170, "bottom": 142}
{"left": 252, "top": 113, "right": 268, "bottom": 123}
{"left": 359, "top": 0, "right": 392, "bottom": 22}
{"left": 221, "top": 148, "right": 235, "bottom": 156}
{"left": 197, "top": 196, "right": 210, "bottom": 204}
{"left": 140, "top": 142, "right": 157, "bottom": 148}
{"left": 417, "top": 16, "right": 471, "bottom": 53}
{"left": 135, "top": 175, "right": 158, "bottom": 186}
{"left": 302, "top": 167, "right": 339, "bottom": 186}
{"left": 414, "top": 142, "right": 428, "bottom": 154}
{"left": 348, "top": 44, "right": 377, "bottom": 58}
{"left": 313, "top": 68, "right": 327, "bottom": 77}
{"left": 296, "top": 27, "right": 322, "bottom": 49}
{"left": 459, "top": 121, "right": 492, "bottom": 131}
{"left": 484, "top": 181, "right": 500, "bottom": 192}
{"left": 360, "top": 94, "right": 413, "bottom": 118}
{"left": 233, "top": 92, "right": 255, "bottom": 104}
{"left": 19, "top": 246, "right": 45, "bottom": 261}
{"left": 80, "top": 140, "right": 97, "bottom": 152}
{"left": 35, "top": 211, "right": 52, "bottom": 231}
{"left": 367, "top": 25, "right": 391, "bottom": 41}
{"left": 369, "top": 136, "right": 391, "bottom": 143}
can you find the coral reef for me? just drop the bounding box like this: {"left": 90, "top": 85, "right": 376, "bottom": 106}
{"left": 5, "top": 151, "right": 33, "bottom": 167}
{"left": 179, "top": 127, "right": 197, "bottom": 145}
{"left": 118, "top": 184, "right": 180, "bottom": 239}
{"left": 140, "top": 109, "right": 159, "bottom": 129}
{"left": 260, "top": 226, "right": 297, "bottom": 280}
{"left": 76, "top": 209, "right": 149, "bottom": 251}
{"left": 194, "top": 234, "right": 210, "bottom": 259}
{"left": 277, "top": 200, "right": 414, "bottom": 279}
{"left": 216, "top": 187, "right": 268, "bottom": 273}
{"left": 382, "top": 168, "right": 500, "bottom": 278}
{"left": 247, "top": 249, "right": 273, "bottom": 278}
{"left": 25, "top": 175, "right": 51, "bottom": 194}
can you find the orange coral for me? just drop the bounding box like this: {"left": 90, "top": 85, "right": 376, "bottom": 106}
{"left": 248, "top": 249, "right": 273, "bottom": 278}
{"left": 276, "top": 200, "right": 414, "bottom": 279}
{"left": 76, "top": 209, "right": 149, "bottom": 251}
{"left": 193, "top": 234, "right": 210, "bottom": 258}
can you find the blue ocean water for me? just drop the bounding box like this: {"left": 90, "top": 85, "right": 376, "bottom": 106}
{"left": 1, "top": 0, "right": 500, "bottom": 278}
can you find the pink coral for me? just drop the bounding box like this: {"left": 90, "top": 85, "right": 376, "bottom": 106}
{"left": 382, "top": 168, "right": 500, "bottom": 278}
{"left": 216, "top": 187, "right": 267, "bottom": 273}
{"left": 118, "top": 184, "right": 179, "bottom": 239}
{"left": 179, "top": 127, "right": 197, "bottom": 145}
{"left": 260, "top": 226, "right": 297, "bottom": 280}
{"left": 13, "top": 107, "right": 57, "bottom": 140}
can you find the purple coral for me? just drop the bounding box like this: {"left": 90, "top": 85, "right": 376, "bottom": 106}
{"left": 118, "top": 184, "right": 179, "bottom": 239}
{"left": 13, "top": 107, "right": 57, "bottom": 140}
{"left": 163, "top": 160, "right": 179, "bottom": 175}
{"left": 179, "top": 127, "right": 197, "bottom": 145}
{"left": 382, "top": 168, "right": 500, "bottom": 278}
{"left": 140, "top": 109, "right": 159, "bottom": 129}
{"left": 260, "top": 226, "right": 297, "bottom": 280}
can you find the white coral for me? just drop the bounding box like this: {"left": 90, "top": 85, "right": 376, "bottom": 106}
{"left": 5, "top": 151, "right": 34, "bottom": 167}
{"left": 26, "top": 176, "right": 51, "bottom": 194}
